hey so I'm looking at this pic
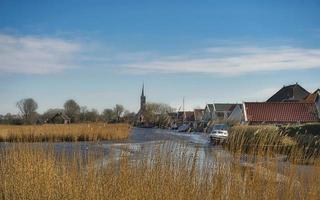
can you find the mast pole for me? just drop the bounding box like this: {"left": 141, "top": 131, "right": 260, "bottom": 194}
{"left": 183, "top": 97, "right": 185, "bottom": 123}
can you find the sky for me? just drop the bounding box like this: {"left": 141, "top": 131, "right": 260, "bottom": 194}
{"left": 0, "top": 0, "right": 320, "bottom": 114}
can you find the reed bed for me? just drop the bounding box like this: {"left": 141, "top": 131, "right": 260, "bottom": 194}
{"left": 226, "top": 125, "right": 320, "bottom": 164}
{"left": 0, "top": 123, "right": 131, "bottom": 142}
{"left": 0, "top": 143, "right": 319, "bottom": 200}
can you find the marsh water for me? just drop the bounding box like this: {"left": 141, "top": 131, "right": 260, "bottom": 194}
{"left": 0, "top": 128, "right": 315, "bottom": 178}
{"left": 52, "top": 128, "right": 232, "bottom": 168}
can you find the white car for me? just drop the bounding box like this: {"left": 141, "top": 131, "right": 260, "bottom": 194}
{"left": 209, "top": 124, "right": 229, "bottom": 143}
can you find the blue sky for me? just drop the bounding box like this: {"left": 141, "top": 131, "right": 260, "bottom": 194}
{"left": 0, "top": 0, "right": 320, "bottom": 114}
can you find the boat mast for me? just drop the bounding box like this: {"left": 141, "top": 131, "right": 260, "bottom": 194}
{"left": 183, "top": 96, "right": 185, "bottom": 123}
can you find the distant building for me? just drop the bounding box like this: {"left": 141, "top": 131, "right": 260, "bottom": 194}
{"left": 47, "top": 112, "right": 71, "bottom": 124}
{"left": 203, "top": 104, "right": 214, "bottom": 122}
{"left": 194, "top": 109, "right": 204, "bottom": 122}
{"left": 167, "top": 111, "right": 195, "bottom": 126}
{"left": 136, "top": 84, "right": 147, "bottom": 124}
{"left": 213, "top": 103, "right": 240, "bottom": 120}
{"left": 184, "top": 111, "right": 195, "bottom": 122}
{"left": 243, "top": 102, "right": 319, "bottom": 124}
{"left": 267, "top": 83, "right": 310, "bottom": 102}
{"left": 203, "top": 103, "right": 243, "bottom": 123}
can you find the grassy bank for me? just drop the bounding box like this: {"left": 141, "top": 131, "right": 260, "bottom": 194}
{"left": 0, "top": 143, "right": 319, "bottom": 199}
{"left": 0, "top": 123, "right": 131, "bottom": 142}
{"left": 226, "top": 125, "right": 320, "bottom": 164}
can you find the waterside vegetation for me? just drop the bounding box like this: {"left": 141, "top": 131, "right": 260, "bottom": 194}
{"left": 0, "top": 142, "right": 319, "bottom": 200}
{"left": 226, "top": 125, "right": 320, "bottom": 164}
{"left": 0, "top": 123, "right": 131, "bottom": 142}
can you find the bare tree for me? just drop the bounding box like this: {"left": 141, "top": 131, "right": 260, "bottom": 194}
{"left": 123, "top": 110, "right": 136, "bottom": 124}
{"left": 16, "top": 98, "right": 38, "bottom": 124}
{"left": 79, "top": 106, "right": 89, "bottom": 122}
{"left": 64, "top": 99, "right": 80, "bottom": 123}
{"left": 102, "top": 108, "right": 116, "bottom": 122}
{"left": 113, "top": 104, "right": 124, "bottom": 122}
{"left": 144, "top": 102, "right": 175, "bottom": 127}
{"left": 85, "top": 109, "right": 99, "bottom": 122}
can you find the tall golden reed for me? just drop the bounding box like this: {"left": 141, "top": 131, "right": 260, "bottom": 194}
{"left": 226, "top": 125, "right": 320, "bottom": 164}
{"left": 0, "top": 123, "right": 131, "bottom": 142}
{"left": 0, "top": 142, "right": 319, "bottom": 200}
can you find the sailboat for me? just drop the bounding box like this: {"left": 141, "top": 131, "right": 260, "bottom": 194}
{"left": 177, "top": 97, "right": 191, "bottom": 132}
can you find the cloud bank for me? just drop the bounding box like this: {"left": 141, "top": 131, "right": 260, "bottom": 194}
{"left": 1, "top": 33, "right": 320, "bottom": 76}
{"left": 0, "top": 34, "right": 81, "bottom": 74}
{"left": 123, "top": 46, "right": 320, "bottom": 76}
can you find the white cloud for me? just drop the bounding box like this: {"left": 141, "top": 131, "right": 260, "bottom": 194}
{"left": 123, "top": 46, "right": 320, "bottom": 76}
{"left": 2, "top": 33, "right": 320, "bottom": 76}
{"left": 0, "top": 34, "right": 81, "bottom": 74}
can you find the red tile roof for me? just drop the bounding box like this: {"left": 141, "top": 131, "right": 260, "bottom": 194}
{"left": 244, "top": 102, "right": 319, "bottom": 123}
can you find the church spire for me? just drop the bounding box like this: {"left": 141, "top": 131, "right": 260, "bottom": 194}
{"left": 141, "top": 83, "right": 145, "bottom": 97}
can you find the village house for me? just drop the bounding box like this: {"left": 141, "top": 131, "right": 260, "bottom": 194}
{"left": 203, "top": 104, "right": 214, "bottom": 122}
{"left": 242, "top": 83, "right": 320, "bottom": 125}
{"left": 167, "top": 111, "right": 195, "bottom": 126}
{"left": 213, "top": 103, "right": 241, "bottom": 120}
{"left": 184, "top": 111, "right": 195, "bottom": 122}
{"left": 46, "top": 112, "right": 71, "bottom": 124}
{"left": 194, "top": 109, "right": 204, "bottom": 122}
{"left": 202, "top": 103, "right": 243, "bottom": 123}
{"left": 192, "top": 109, "right": 205, "bottom": 131}
{"left": 267, "top": 83, "right": 310, "bottom": 102}
{"left": 243, "top": 102, "right": 319, "bottom": 125}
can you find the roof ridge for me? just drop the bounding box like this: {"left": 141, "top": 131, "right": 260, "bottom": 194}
{"left": 245, "top": 101, "right": 315, "bottom": 104}
{"left": 214, "top": 103, "right": 237, "bottom": 104}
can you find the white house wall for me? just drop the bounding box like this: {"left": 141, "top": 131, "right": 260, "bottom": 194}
{"left": 227, "top": 105, "right": 244, "bottom": 123}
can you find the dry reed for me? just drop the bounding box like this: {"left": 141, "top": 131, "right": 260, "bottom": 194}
{"left": 226, "top": 125, "right": 320, "bottom": 164}
{"left": 0, "top": 142, "right": 319, "bottom": 200}
{"left": 0, "top": 123, "right": 131, "bottom": 142}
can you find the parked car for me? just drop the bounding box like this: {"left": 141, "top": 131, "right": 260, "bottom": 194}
{"left": 209, "top": 124, "right": 229, "bottom": 144}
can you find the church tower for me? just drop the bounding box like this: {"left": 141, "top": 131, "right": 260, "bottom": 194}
{"left": 140, "top": 83, "right": 146, "bottom": 111}
{"left": 136, "top": 83, "right": 147, "bottom": 124}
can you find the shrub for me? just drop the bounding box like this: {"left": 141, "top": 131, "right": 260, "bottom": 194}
{"left": 279, "top": 123, "right": 320, "bottom": 136}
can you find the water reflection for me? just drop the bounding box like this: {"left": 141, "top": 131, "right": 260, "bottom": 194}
{"left": 0, "top": 128, "right": 315, "bottom": 180}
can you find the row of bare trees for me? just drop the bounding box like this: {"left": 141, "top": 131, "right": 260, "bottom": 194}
{"left": 0, "top": 98, "right": 135, "bottom": 125}
{"left": 1, "top": 98, "right": 176, "bottom": 126}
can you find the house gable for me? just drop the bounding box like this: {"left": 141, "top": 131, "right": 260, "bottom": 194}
{"left": 227, "top": 104, "right": 244, "bottom": 123}
{"left": 212, "top": 103, "right": 241, "bottom": 120}
{"left": 203, "top": 104, "right": 214, "bottom": 122}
